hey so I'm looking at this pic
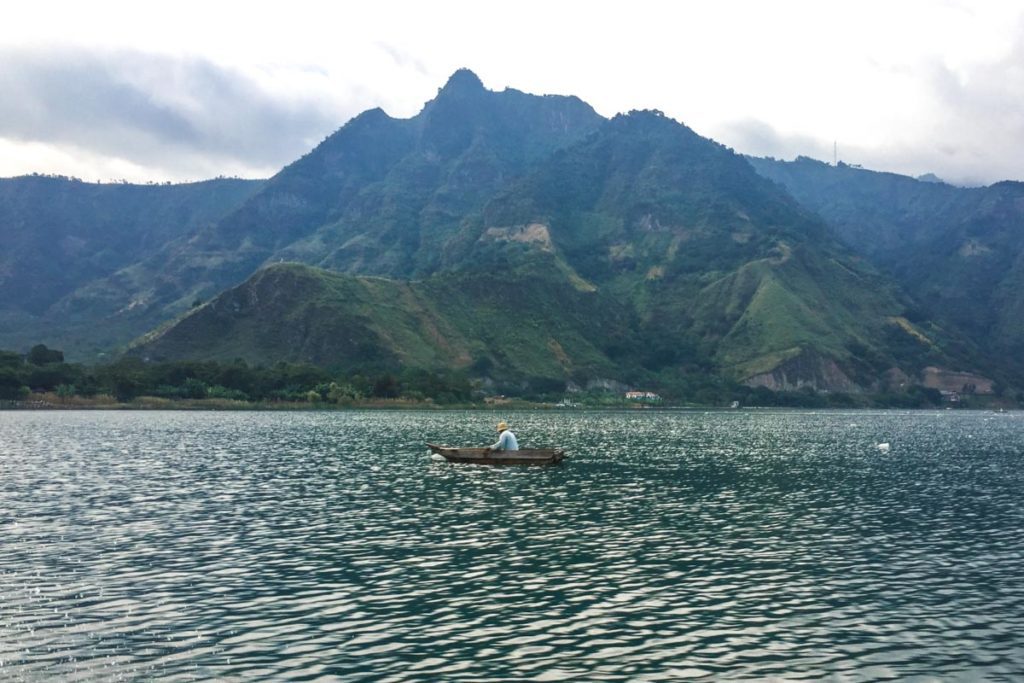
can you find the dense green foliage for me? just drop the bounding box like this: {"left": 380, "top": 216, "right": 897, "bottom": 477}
{"left": 0, "top": 344, "right": 476, "bottom": 404}
{"left": 4, "top": 343, "right": 999, "bottom": 408}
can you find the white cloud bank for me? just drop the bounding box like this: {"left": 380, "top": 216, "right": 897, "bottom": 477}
{"left": 0, "top": 0, "right": 1022, "bottom": 185}
{"left": 0, "top": 47, "right": 362, "bottom": 181}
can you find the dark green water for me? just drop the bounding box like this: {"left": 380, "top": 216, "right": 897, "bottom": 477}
{"left": 2, "top": 409, "right": 1024, "bottom": 680}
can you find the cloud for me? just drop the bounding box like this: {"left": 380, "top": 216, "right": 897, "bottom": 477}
{"left": 3, "top": 15, "right": 1024, "bottom": 187}
{"left": 915, "top": 33, "right": 1024, "bottom": 184}
{"left": 712, "top": 119, "right": 833, "bottom": 164}
{"left": 374, "top": 42, "right": 429, "bottom": 76}
{"left": 716, "top": 116, "right": 1002, "bottom": 187}
{"left": 0, "top": 47, "right": 362, "bottom": 180}
{"left": 713, "top": 19, "right": 1024, "bottom": 186}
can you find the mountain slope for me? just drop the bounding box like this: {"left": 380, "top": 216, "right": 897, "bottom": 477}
{"left": 0, "top": 175, "right": 261, "bottom": 314}
{"left": 132, "top": 259, "right": 636, "bottom": 387}
{"left": 0, "top": 175, "right": 262, "bottom": 356}
{"left": 4, "top": 72, "right": 1005, "bottom": 393}
{"left": 446, "top": 111, "right": 966, "bottom": 389}
{"left": 64, "top": 69, "right": 604, "bottom": 353}
{"left": 749, "top": 156, "right": 1024, "bottom": 379}
{"left": 134, "top": 109, "right": 980, "bottom": 393}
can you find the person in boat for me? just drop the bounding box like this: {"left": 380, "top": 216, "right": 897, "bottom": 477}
{"left": 485, "top": 421, "right": 518, "bottom": 453}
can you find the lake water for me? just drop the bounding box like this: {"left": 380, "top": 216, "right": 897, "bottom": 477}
{"left": 2, "top": 409, "right": 1023, "bottom": 680}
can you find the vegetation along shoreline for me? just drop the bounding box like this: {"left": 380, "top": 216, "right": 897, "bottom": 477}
{"left": 2, "top": 345, "right": 1018, "bottom": 412}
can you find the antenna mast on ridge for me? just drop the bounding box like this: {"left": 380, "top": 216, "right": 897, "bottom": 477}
{"left": 833, "top": 141, "right": 837, "bottom": 166}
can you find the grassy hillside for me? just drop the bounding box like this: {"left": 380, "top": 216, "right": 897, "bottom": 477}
{"left": 0, "top": 175, "right": 261, "bottom": 314}
{"left": 133, "top": 110, "right": 976, "bottom": 394}
{"left": 132, "top": 259, "right": 637, "bottom": 388}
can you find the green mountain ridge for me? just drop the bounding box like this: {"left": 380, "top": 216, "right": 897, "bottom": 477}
{"left": 445, "top": 110, "right": 962, "bottom": 388}
{"left": 62, "top": 69, "right": 605, "bottom": 352}
{"left": 2, "top": 70, "right": 1014, "bottom": 396}
{"left": 133, "top": 106, "right": 973, "bottom": 393}
{"left": 0, "top": 175, "right": 263, "bottom": 357}
{"left": 749, "top": 156, "right": 1024, "bottom": 380}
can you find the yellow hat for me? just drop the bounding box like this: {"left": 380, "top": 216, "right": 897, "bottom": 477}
{"left": 497, "top": 421, "right": 508, "bottom": 432}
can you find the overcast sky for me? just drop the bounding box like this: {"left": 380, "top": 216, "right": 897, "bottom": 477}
{"left": 1, "top": 0, "right": 1022, "bottom": 185}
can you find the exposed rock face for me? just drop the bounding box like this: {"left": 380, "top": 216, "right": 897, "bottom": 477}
{"left": 483, "top": 223, "right": 554, "bottom": 251}
{"left": 744, "top": 350, "right": 860, "bottom": 393}
{"left": 881, "top": 367, "right": 912, "bottom": 392}
{"left": 921, "top": 367, "right": 994, "bottom": 394}
{"left": 585, "top": 378, "right": 631, "bottom": 393}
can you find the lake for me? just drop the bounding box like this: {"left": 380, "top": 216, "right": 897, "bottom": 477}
{"left": 2, "top": 409, "right": 1023, "bottom": 680}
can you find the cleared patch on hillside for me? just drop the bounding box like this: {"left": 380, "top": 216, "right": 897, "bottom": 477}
{"left": 922, "top": 366, "right": 994, "bottom": 394}
{"left": 887, "top": 316, "right": 932, "bottom": 346}
{"left": 484, "top": 223, "right": 554, "bottom": 251}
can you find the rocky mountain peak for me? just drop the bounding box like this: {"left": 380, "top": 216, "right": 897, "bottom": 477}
{"left": 438, "top": 68, "right": 486, "bottom": 96}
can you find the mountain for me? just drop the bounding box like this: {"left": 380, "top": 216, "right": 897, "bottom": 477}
{"left": 748, "top": 156, "right": 1024, "bottom": 381}
{"left": 4, "top": 70, "right": 1006, "bottom": 395}
{"left": 132, "top": 104, "right": 976, "bottom": 393}
{"left": 449, "top": 111, "right": 949, "bottom": 387}
{"left": 0, "top": 175, "right": 262, "bottom": 356}
{"left": 51, "top": 69, "right": 604, "bottom": 358}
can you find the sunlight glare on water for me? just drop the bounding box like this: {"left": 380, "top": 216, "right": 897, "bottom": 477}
{"left": 1, "top": 409, "right": 1024, "bottom": 680}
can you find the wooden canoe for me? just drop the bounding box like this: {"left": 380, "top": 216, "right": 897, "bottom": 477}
{"left": 427, "top": 443, "right": 566, "bottom": 466}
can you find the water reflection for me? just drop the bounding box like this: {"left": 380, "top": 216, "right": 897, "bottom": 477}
{"left": 1, "top": 409, "right": 1023, "bottom": 679}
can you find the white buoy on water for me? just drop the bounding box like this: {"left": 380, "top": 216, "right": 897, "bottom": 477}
{"left": 876, "top": 442, "right": 891, "bottom": 453}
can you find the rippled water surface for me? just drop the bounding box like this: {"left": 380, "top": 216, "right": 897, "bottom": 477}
{"left": 3, "top": 409, "right": 1024, "bottom": 680}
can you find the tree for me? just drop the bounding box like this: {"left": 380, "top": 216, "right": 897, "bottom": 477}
{"left": 327, "top": 382, "right": 361, "bottom": 403}
{"left": 26, "top": 363, "right": 78, "bottom": 391}
{"left": 0, "top": 351, "right": 23, "bottom": 369}
{"left": 372, "top": 375, "right": 400, "bottom": 398}
{"left": 0, "top": 368, "right": 28, "bottom": 400}
{"left": 182, "top": 378, "right": 208, "bottom": 399}
{"left": 99, "top": 359, "right": 145, "bottom": 402}
{"left": 27, "top": 344, "right": 64, "bottom": 366}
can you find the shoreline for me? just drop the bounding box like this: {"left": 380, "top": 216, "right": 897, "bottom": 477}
{"left": 1, "top": 393, "right": 1018, "bottom": 412}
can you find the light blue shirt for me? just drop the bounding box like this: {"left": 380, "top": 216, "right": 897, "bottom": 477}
{"left": 489, "top": 430, "right": 519, "bottom": 451}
